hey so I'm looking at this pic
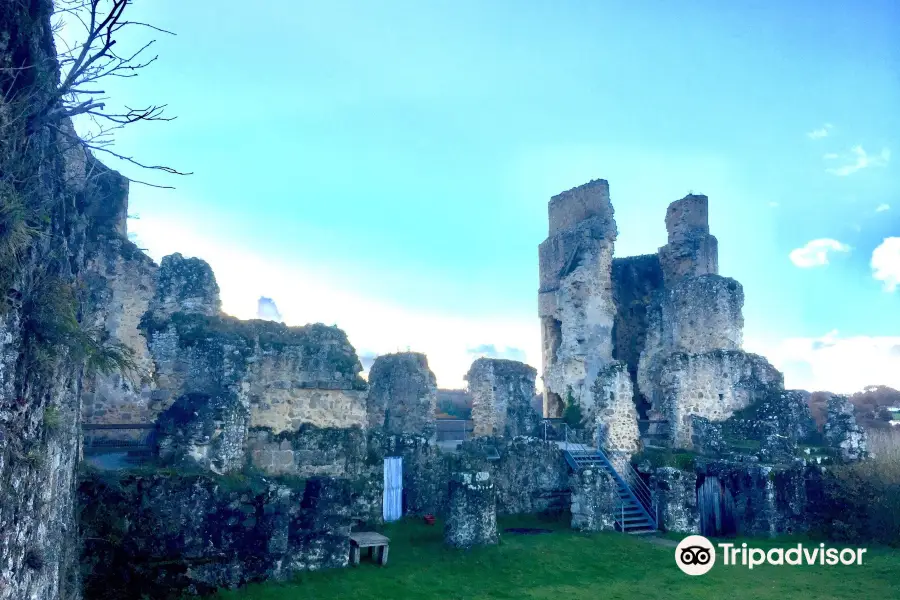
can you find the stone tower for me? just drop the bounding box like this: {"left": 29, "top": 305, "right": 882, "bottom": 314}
{"left": 537, "top": 180, "right": 639, "bottom": 453}
{"left": 636, "top": 195, "right": 783, "bottom": 448}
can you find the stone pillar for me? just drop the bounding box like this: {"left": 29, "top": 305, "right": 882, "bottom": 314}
{"left": 650, "top": 467, "right": 699, "bottom": 533}
{"left": 466, "top": 358, "right": 539, "bottom": 438}
{"left": 590, "top": 362, "right": 640, "bottom": 453}
{"left": 824, "top": 394, "right": 868, "bottom": 461}
{"left": 569, "top": 468, "right": 618, "bottom": 532}
{"left": 366, "top": 352, "right": 438, "bottom": 437}
{"left": 444, "top": 472, "right": 498, "bottom": 548}
{"left": 537, "top": 179, "right": 618, "bottom": 418}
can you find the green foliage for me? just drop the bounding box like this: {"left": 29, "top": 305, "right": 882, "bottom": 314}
{"left": 562, "top": 387, "right": 582, "bottom": 428}
{"left": 43, "top": 405, "right": 62, "bottom": 434}
{"left": 632, "top": 447, "right": 697, "bottom": 471}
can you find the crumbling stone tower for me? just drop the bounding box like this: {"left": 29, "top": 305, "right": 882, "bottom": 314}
{"left": 366, "top": 352, "right": 438, "bottom": 437}
{"left": 537, "top": 180, "right": 639, "bottom": 453}
{"left": 466, "top": 358, "right": 540, "bottom": 438}
{"left": 637, "top": 195, "right": 782, "bottom": 448}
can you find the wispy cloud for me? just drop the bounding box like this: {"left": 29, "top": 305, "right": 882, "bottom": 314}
{"left": 807, "top": 123, "right": 833, "bottom": 140}
{"left": 789, "top": 238, "right": 851, "bottom": 268}
{"left": 466, "top": 344, "right": 527, "bottom": 362}
{"left": 871, "top": 237, "right": 900, "bottom": 292}
{"left": 876, "top": 203, "right": 891, "bottom": 213}
{"left": 256, "top": 296, "right": 283, "bottom": 322}
{"left": 826, "top": 145, "right": 891, "bottom": 176}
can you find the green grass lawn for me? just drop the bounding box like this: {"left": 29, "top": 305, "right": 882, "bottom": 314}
{"left": 215, "top": 516, "right": 899, "bottom": 600}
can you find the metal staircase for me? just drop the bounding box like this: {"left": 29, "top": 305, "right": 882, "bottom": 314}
{"left": 564, "top": 446, "right": 658, "bottom": 534}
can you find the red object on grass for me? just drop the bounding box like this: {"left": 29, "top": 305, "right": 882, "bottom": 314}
{"left": 423, "top": 514, "right": 436, "bottom": 525}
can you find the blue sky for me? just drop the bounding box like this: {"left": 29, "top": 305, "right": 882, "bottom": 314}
{"left": 64, "top": 1, "right": 900, "bottom": 391}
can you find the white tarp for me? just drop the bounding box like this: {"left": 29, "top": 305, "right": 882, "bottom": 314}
{"left": 383, "top": 456, "right": 403, "bottom": 522}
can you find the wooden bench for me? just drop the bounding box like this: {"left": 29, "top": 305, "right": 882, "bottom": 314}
{"left": 349, "top": 532, "right": 390, "bottom": 566}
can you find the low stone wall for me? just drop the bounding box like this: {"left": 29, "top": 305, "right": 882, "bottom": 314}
{"left": 78, "top": 472, "right": 353, "bottom": 599}
{"left": 569, "top": 468, "right": 618, "bottom": 531}
{"left": 650, "top": 467, "right": 699, "bottom": 533}
{"left": 457, "top": 437, "right": 569, "bottom": 516}
{"left": 247, "top": 425, "right": 369, "bottom": 478}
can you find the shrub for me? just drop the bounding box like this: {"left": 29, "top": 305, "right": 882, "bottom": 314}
{"left": 816, "top": 429, "right": 900, "bottom": 546}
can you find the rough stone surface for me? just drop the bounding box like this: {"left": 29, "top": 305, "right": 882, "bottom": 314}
{"left": 147, "top": 253, "right": 221, "bottom": 319}
{"left": 156, "top": 393, "right": 249, "bottom": 473}
{"left": 569, "top": 468, "right": 618, "bottom": 532}
{"left": 457, "top": 437, "right": 569, "bottom": 516}
{"left": 79, "top": 472, "right": 353, "bottom": 598}
{"left": 141, "top": 314, "right": 367, "bottom": 433}
{"left": 538, "top": 180, "right": 618, "bottom": 418}
{"left": 647, "top": 350, "right": 783, "bottom": 449}
{"left": 444, "top": 471, "right": 499, "bottom": 548}
{"left": 589, "top": 362, "right": 640, "bottom": 452}
{"left": 374, "top": 432, "right": 449, "bottom": 517}
{"left": 696, "top": 460, "right": 814, "bottom": 537}
{"left": 247, "top": 425, "right": 368, "bottom": 478}
{"left": 366, "top": 352, "right": 438, "bottom": 436}
{"left": 824, "top": 394, "right": 868, "bottom": 461}
{"left": 650, "top": 467, "right": 699, "bottom": 533}
{"left": 611, "top": 254, "right": 665, "bottom": 417}
{"left": 466, "top": 358, "right": 540, "bottom": 438}
{"left": 657, "top": 194, "right": 719, "bottom": 285}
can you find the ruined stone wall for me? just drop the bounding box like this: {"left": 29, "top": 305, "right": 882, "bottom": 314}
{"left": 538, "top": 180, "right": 618, "bottom": 418}
{"left": 657, "top": 194, "right": 719, "bottom": 285}
{"left": 569, "top": 468, "right": 618, "bottom": 532}
{"left": 466, "top": 358, "right": 540, "bottom": 438}
{"left": 82, "top": 238, "right": 158, "bottom": 426}
{"left": 650, "top": 350, "right": 783, "bottom": 448}
{"left": 148, "top": 253, "right": 221, "bottom": 319}
{"left": 79, "top": 472, "right": 353, "bottom": 599}
{"left": 611, "top": 254, "right": 665, "bottom": 417}
{"left": 650, "top": 467, "right": 699, "bottom": 533}
{"left": 444, "top": 471, "right": 498, "bottom": 548}
{"left": 824, "top": 394, "right": 868, "bottom": 461}
{"left": 247, "top": 425, "right": 369, "bottom": 478}
{"left": 588, "top": 362, "right": 640, "bottom": 452}
{"left": 366, "top": 353, "right": 438, "bottom": 436}
{"left": 457, "top": 437, "right": 569, "bottom": 516}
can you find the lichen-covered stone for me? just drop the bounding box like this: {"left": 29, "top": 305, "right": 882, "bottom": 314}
{"left": 824, "top": 394, "right": 868, "bottom": 461}
{"left": 650, "top": 467, "right": 699, "bottom": 533}
{"left": 648, "top": 350, "right": 783, "bottom": 449}
{"left": 247, "top": 425, "right": 368, "bottom": 478}
{"left": 374, "top": 432, "right": 449, "bottom": 517}
{"left": 78, "top": 472, "right": 353, "bottom": 598}
{"left": 588, "top": 362, "right": 639, "bottom": 453}
{"left": 466, "top": 358, "right": 540, "bottom": 438}
{"left": 156, "top": 392, "right": 249, "bottom": 473}
{"left": 457, "top": 437, "right": 569, "bottom": 516}
{"left": 366, "top": 353, "right": 437, "bottom": 436}
{"left": 538, "top": 180, "right": 618, "bottom": 418}
{"left": 148, "top": 253, "right": 221, "bottom": 319}
{"left": 569, "top": 468, "right": 618, "bottom": 531}
{"left": 444, "top": 471, "right": 499, "bottom": 548}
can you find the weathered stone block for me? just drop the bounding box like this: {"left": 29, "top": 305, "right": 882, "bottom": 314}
{"left": 650, "top": 467, "right": 699, "bottom": 533}
{"left": 148, "top": 253, "right": 221, "bottom": 319}
{"left": 569, "top": 468, "right": 618, "bottom": 532}
{"left": 824, "top": 394, "right": 868, "bottom": 461}
{"left": 547, "top": 179, "right": 614, "bottom": 236}
{"left": 466, "top": 358, "right": 540, "bottom": 438}
{"left": 444, "top": 472, "right": 499, "bottom": 548}
{"left": 588, "top": 362, "right": 639, "bottom": 453}
{"left": 366, "top": 352, "right": 438, "bottom": 436}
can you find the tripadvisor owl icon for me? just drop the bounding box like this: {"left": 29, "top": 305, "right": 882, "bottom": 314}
{"left": 675, "top": 535, "right": 716, "bottom": 576}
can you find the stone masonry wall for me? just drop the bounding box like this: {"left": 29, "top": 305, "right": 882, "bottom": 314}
{"left": 652, "top": 350, "right": 784, "bottom": 448}
{"left": 657, "top": 194, "right": 719, "bottom": 285}
{"left": 611, "top": 254, "right": 665, "bottom": 417}
{"left": 444, "top": 472, "right": 499, "bottom": 548}
{"left": 466, "top": 358, "right": 540, "bottom": 438}
{"left": 366, "top": 352, "right": 438, "bottom": 436}
{"left": 588, "top": 362, "right": 640, "bottom": 452}
{"left": 650, "top": 467, "right": 699, "bottom": 533}
{"left": 538, "top": 179, "right": 619, "bottom": 418}
{"left": 569, "top": 468, "right": 618, "bottom": 532}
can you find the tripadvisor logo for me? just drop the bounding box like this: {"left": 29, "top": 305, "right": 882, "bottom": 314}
{"left": 675, "top": 535, "right": 868, "bottom": 576}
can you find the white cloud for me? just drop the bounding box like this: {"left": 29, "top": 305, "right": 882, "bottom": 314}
{"left": 789, "top": 238, "right": 851, "bottom": 268}
{"left": 871, "top": 237, "right": 900, "bottom": 292}
{"left": 129, "top": 215, "right": 541, "bottom": 389}
{"left": 826, "top": 145, "right": 891, "bottom": 176}
{"left": 807, "top": 123, "right": 833, "bottom": 140}
{"left": 747, "top": 332, "right": 900, "bottom": 394}
{"left": 876, "top": 203, "right": 891, "bottom": 213}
